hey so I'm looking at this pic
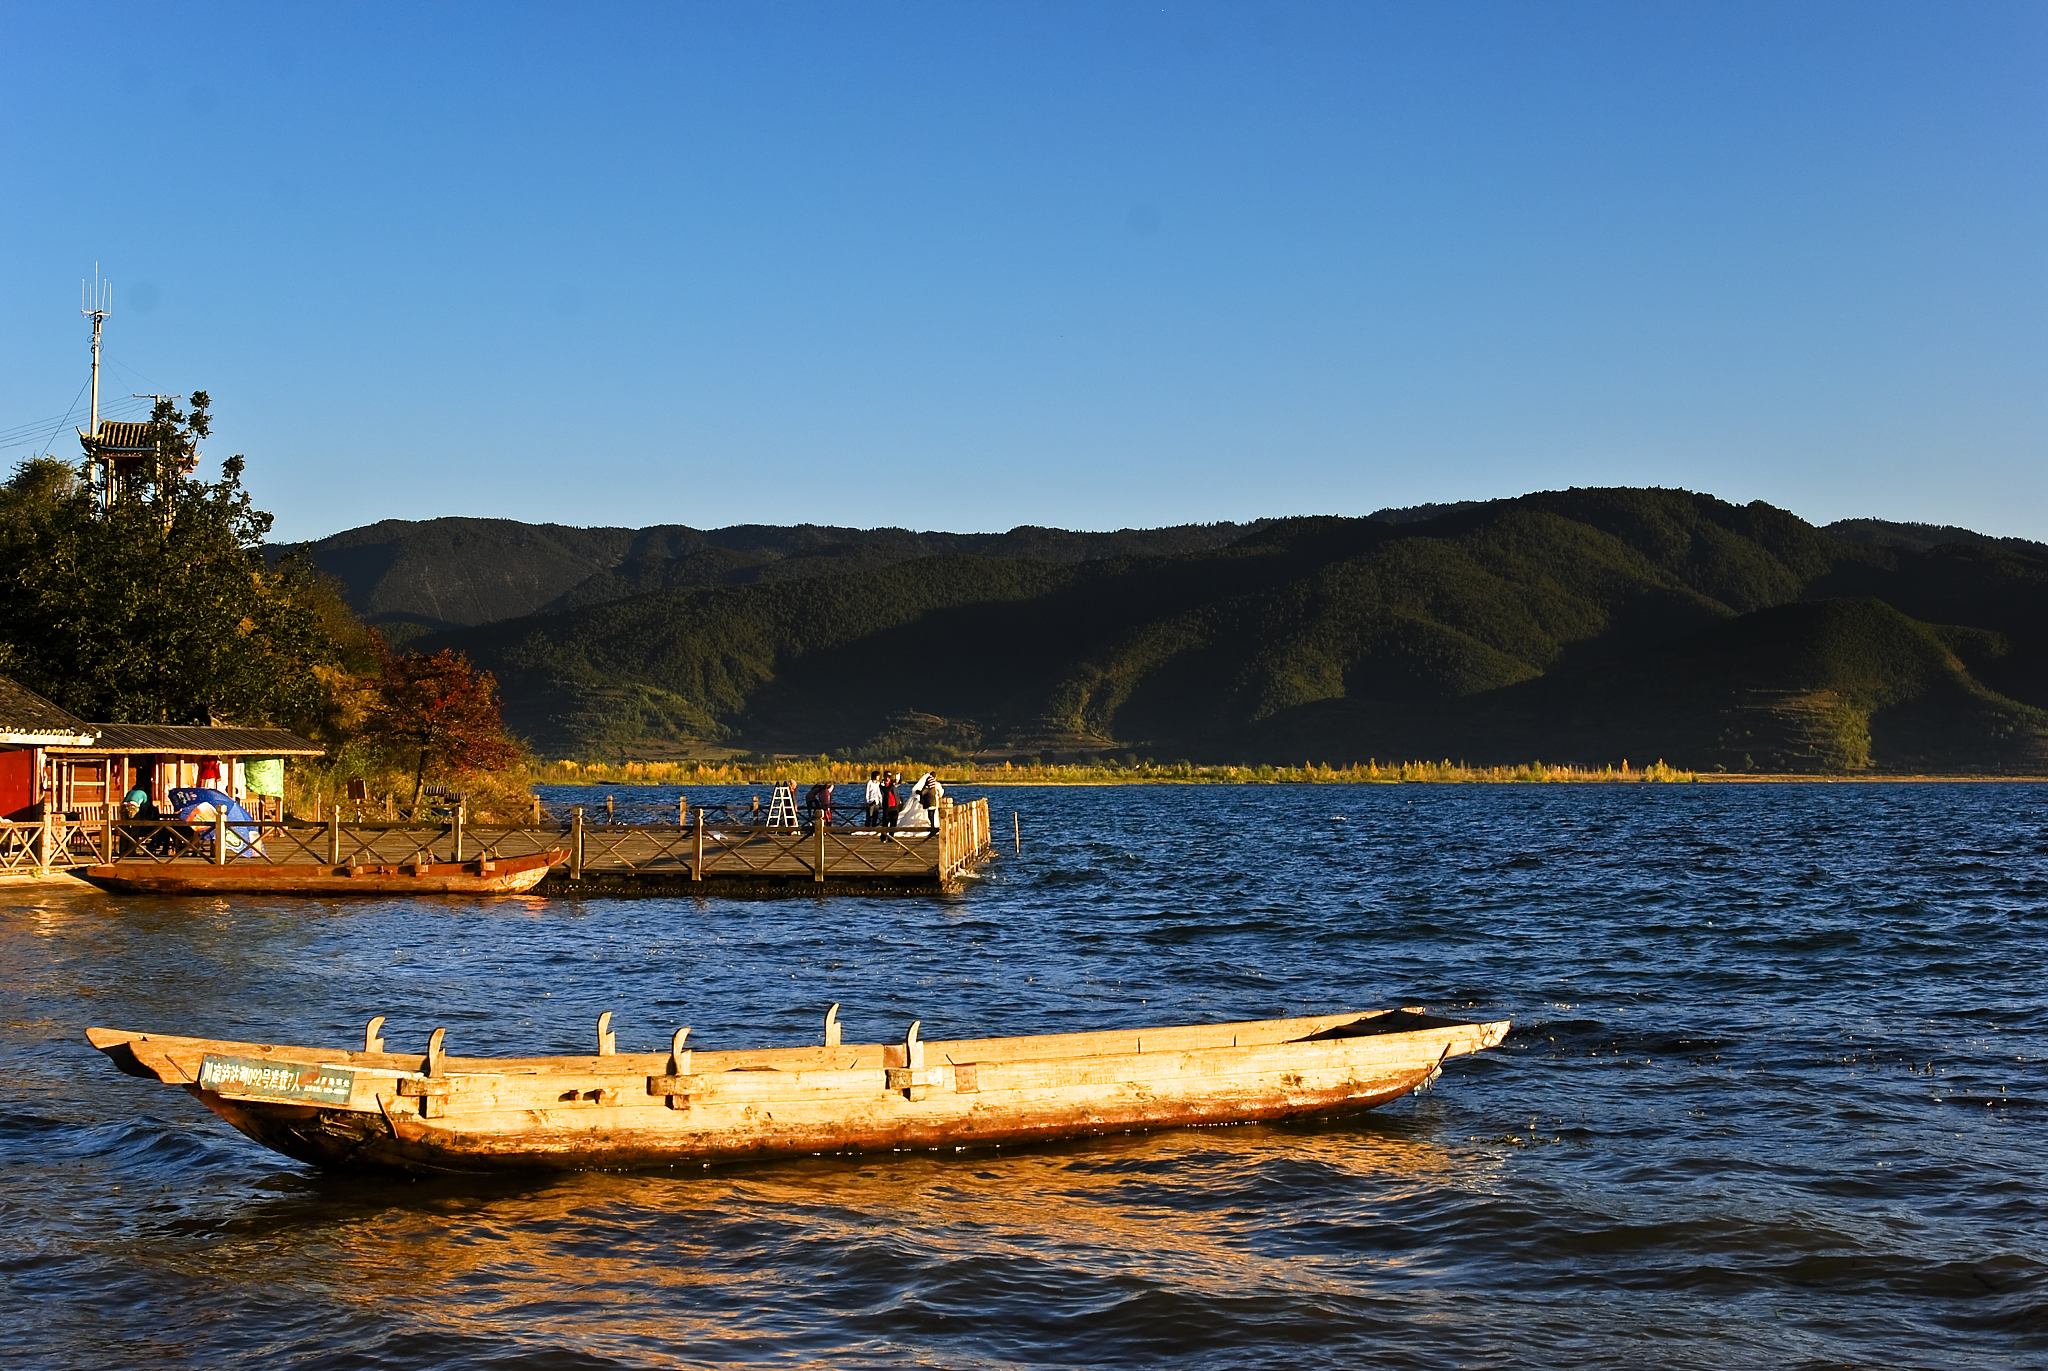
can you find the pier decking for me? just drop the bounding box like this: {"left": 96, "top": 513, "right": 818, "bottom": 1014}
{"left": 7, "top": 797, "right": 995, "bottom": 895}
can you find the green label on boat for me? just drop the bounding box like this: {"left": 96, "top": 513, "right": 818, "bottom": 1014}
{"left": 198, "top": 1053, "right": 355, "bottom": 1105}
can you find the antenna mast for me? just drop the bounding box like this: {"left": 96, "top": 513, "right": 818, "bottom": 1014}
{"left": 80, "top": 266, "right": 112, "bottom": 506}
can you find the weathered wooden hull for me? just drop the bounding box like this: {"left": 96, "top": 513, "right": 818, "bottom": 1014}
{"left": 76, "top": 850, "right": 564, "bottom": 896}
{"left": 86, "top": 1008, "right": 1510, "bottom": 1174}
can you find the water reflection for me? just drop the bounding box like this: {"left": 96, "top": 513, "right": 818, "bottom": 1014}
{"left": 128, "top": 1118, "right": 1478, "bottom": 1365}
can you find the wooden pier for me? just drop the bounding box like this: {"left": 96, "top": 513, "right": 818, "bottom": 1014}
{"left": 10, "top": 797, "right": 996, "bottom": 896}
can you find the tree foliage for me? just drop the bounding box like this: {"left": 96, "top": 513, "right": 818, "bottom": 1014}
{"left": 363, "top": 647, "right": 521, "bottom": 801}
{"left": 0, "top": 392, "right": 335, "bottom": 728}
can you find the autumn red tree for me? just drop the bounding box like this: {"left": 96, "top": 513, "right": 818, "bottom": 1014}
{"left": 365, "top": 648, "right": 521, "bottom": 804}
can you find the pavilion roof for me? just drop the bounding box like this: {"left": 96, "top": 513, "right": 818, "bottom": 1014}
{"left": 0, "top": 674, "right": 97, "bottom": 746}
{"left": 45, "top": 723, "right": 325, "bottom": 757}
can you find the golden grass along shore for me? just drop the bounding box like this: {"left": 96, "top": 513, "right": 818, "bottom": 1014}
{"left": 530, "top": 758, "right": 1701, "bottom": 786}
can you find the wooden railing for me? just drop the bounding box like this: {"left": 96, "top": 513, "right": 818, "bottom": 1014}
{"left": 0, "top": 819, "right": 51, "bottom": 875}
{"left": 0, "top": 813, "right": 97, "bottom": 876}
{"left": 937, "top": 798, "right": 989, "bottom": 881}
{"left": 66, "top": 796, "right": 997, "bottom": 886}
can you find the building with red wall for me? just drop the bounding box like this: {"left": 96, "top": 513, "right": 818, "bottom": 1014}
{"left": 0, "top": 674, "right": 323, "bottom": 821}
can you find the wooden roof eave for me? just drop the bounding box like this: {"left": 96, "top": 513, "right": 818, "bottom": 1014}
{"left": 41, "top": 742, "right": 326, "bottom": 757}
{"left": 44, "top": 724, "right": 327, "bottom": 757}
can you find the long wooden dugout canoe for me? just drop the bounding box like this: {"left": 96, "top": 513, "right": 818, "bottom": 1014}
{"left": 85, "top": 1005, "right": 1511, "bottom": 1174}
{"left": 76, "top": 849, "right": 564, "bottom": 896}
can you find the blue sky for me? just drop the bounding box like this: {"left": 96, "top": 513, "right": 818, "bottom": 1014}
{"left": 2, "top": 1, "right": 2042, "bottom": 543}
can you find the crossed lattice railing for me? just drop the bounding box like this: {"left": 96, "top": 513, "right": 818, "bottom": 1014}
{"left": 48, "top": 796, "right": 995, "bottom": 884}
{"left": 0, "top": 820, "right": 53, "bottom": 875}
{"left": 557, "top": 815, "right": 943, "bottom": 881}
{"left": 42, "top": 809, "right": 541, "bottom": 869}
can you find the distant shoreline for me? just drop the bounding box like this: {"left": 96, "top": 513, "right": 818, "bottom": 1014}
{"left": 532, "top": 763, "right": 2048, "bottom": 788}
{"left": 963, "top": 774, "right": 2048, "bottom": 785}
{"left": 1692, "top": 773, "right": 2048, "bottom": 784}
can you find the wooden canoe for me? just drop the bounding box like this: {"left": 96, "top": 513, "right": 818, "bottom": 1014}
{"left": 75, "top": 849, "right": 564, "bottom": 896}
{"left": 85, "top": 1005, "right": 1511, "bottom": 1174}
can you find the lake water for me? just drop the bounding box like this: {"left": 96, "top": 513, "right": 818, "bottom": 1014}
{"left": 2, "top": 782, "right": 2042, "bottom": 1369}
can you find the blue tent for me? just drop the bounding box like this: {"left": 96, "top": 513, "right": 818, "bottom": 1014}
{"left": 168, "top": 787, "right": 264, "bottom": 858}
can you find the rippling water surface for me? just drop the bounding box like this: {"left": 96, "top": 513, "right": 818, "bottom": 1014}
{"left": 2, "top": 782, "right": 2042, "bottom": 1368}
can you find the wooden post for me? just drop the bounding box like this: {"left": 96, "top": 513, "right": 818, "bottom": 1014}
{"left": 454, "top": 800, "right": 466, "bottom": 864}
{"left": 102, "top": 808, "right": 115, "bottom": 865}
{"left": 1014, "top": 810, "right": 1021, "bottom": 854}
{"left": 678, "top": 795, "right": 687, "bottom": 826}
{"left": 814, "top": 809, "right": 827, "bottom": 882}
{"left": 327, "top": 808, "right": 341, "bottom": 865}
{"left": 532, "top": 793, "right": 543, "bottom": 824}
{"left": 692, "top": 808, "right": 704, "bottom": 882}
{"left": 214, "top": 809, "right": 229, "bottom": 866}
{"left": 38, "top": 805, "right": 52, "bottom": 877}
{"left": 570, "top": 806, "right": 584, "bottom": 880}
{"left": 606, "top": 794, "right": 615, "bottom": 824}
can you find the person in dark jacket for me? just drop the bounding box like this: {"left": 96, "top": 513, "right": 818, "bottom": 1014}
{"left": 878, "top": 771, "right": 901, "bottom": 838}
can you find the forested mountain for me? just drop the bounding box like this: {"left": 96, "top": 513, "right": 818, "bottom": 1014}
{"left": 399, "top": 489, "right": 2048, "bottom": 773}
{"left": 1821, "top": 518, "right": 2048, "bottom": 560}
{"left": 272, "top": 517, "right": 1267, "bottom": 638}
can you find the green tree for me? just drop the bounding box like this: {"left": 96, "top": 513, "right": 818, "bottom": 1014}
{"left": 0, "top": 392, "right": 336, "bottom": 728}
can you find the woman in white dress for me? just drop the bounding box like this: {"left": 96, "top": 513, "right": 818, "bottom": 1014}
{"left": 897, "top": 782, "right": 931, "bottom": 833}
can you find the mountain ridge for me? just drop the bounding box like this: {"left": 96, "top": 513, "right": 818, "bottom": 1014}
{"left": 384, "top": 488, "right": 2048, "bottom": 773}
{"left": 268, "top": 517, "right": 1271, "bottom": 637}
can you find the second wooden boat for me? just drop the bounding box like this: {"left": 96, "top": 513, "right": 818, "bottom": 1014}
{"left": 77, "top": 849, "right": 564, "bottom": 896}
{"left": 86, "top": 1004, "right": 1511, "bottom": 1174}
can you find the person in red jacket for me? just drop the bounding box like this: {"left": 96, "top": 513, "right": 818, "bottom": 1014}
{"left": 878, "top": 771, "right": 901, "bottom": 838}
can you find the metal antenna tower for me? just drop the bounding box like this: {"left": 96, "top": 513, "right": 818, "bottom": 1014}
{"left": 80, "top": 266, "right": 112, "bottom": 505}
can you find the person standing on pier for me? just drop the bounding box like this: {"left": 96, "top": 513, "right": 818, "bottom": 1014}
{"left": 863, "top": 771, "right": 882, "bottom": 827}
{"left": 878, "top": 771, "right": 901, "bottom": 838}
{"left": 805, "top": 780, "right": 834, "bottom": 828}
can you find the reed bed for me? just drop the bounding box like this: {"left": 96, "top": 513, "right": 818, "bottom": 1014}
{"left": 280, "top": 758, "right": 546, "bottom": 823}
{"left": 528, "top": 758, "right": 1699, "bottom": 787}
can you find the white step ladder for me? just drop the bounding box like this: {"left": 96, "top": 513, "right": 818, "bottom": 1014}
{"left": 764, "top": 782, "right": 801, "bottom": 828}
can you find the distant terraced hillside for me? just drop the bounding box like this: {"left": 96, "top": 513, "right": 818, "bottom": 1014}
{"left": 404, "top": 489, "right": 2048, "bottom": 774}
